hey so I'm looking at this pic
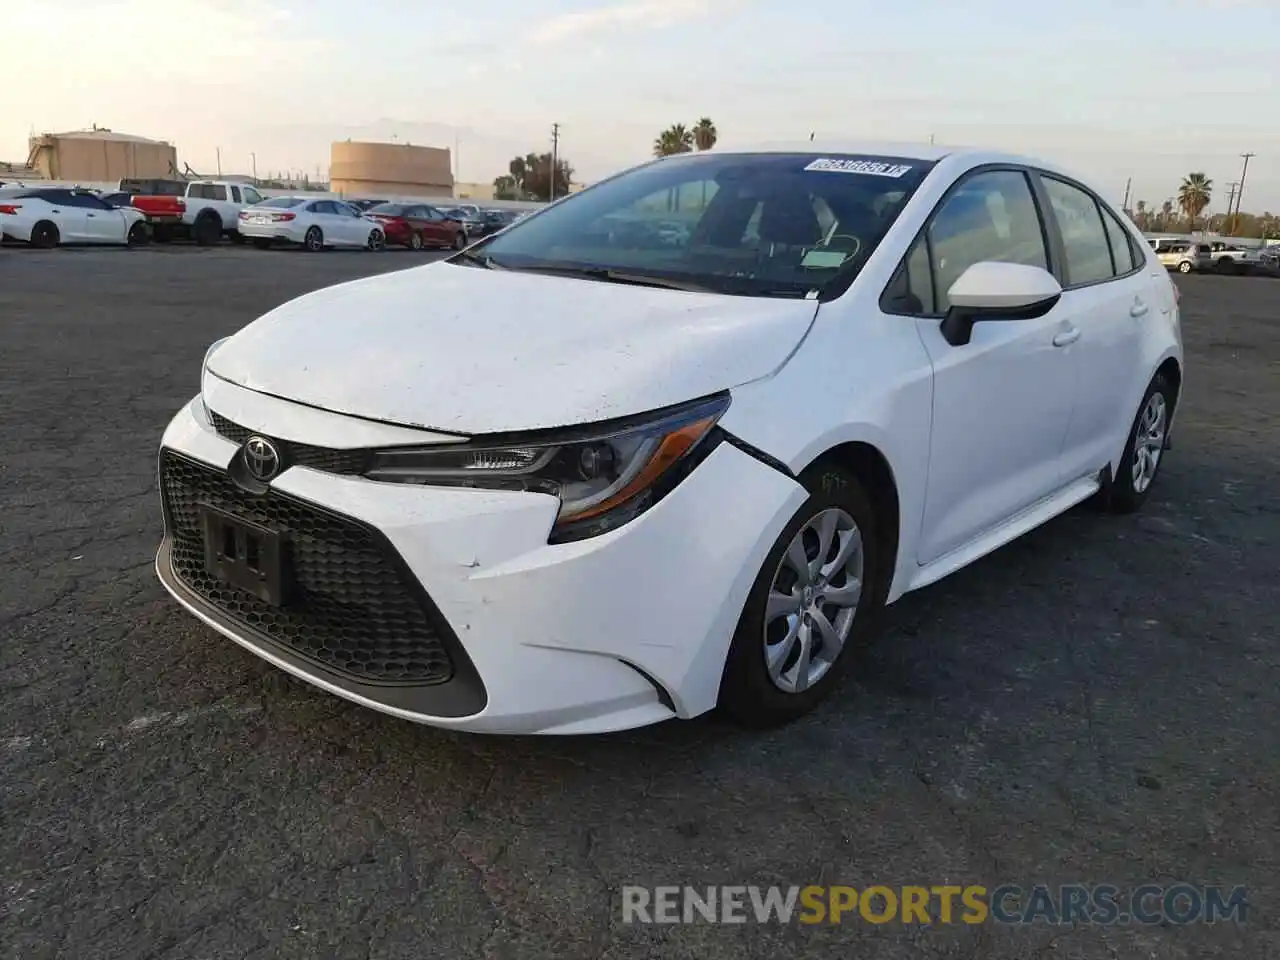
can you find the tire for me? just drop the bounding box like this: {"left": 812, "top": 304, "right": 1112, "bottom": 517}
{"left": 1178, "top": 260, "right": 1193, "bottom": 274}
{"left": 253, "top": 238, "right": 272, "bottom": 250}
{"left": 126, "top": 221, "right": 150, "bottom": 247}
{"left": 1102, "top": 373, "right": 1175, "bottom": 514}
{"left": 409, "top": 232, "right": 424, "bottom": 251}
{"left": 452, "top": 231, "right": 467, "bottom": 250}
{"left": 194, "top": 212, "right": 221, "bottom": 246}
{"left": 30, "top": 220, "right": 59, "bottom": 249}
{"left": 367, "top": 229, "right": 385, "bottom": 252}
{"left": 303, "top": 226, "right": 324, "bottom": 252}
{"left": 719, "top": 466, "right": 886, "bottom": 727}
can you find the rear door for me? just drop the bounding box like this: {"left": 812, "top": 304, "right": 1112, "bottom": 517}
{"left": 422, "top": 206, "right": 452, "bottom": 244}
{"left": 1034, "top": 174, "right": 1148, "bottom": 480}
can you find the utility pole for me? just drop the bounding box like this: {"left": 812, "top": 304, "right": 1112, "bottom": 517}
{"left": 550, "top": 122, "right": 561, "bottom": 202}
{"left": 1121, "top": 177, "right": 1132, "bottom": 213}
{"left": 1224, "top": 181, "right": 1239, "bottom": 234}
{"left": 250, "top": 152, "right": 257, "bottom": 184}
{"left": 216, "top": 147, "right": 221, "bottom": 177}
{"left": 1232, "top": 152, "right": 1255, "bottom": 234}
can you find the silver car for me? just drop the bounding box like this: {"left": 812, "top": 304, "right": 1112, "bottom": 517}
{"left": 1149, "top": 238, "right": 1211, "bottom": 274}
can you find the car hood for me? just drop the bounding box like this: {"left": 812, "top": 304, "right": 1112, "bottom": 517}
{"left": 206, "top": 261, "right": 819, "bottom": 435}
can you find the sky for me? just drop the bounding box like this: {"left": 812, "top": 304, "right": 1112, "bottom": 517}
{"left": 4, "top": 0, "right": 1279, "bottom": 212}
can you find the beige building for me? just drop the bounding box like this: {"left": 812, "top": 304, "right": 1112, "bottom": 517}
{"left": 454, "top": 181, "right": 495, "bottom": 201}
{"left": 27, "top": 127, "right": 177, "bottom": 182}
{"left": 329, "top": 140, "right": 453, "bottom": 197}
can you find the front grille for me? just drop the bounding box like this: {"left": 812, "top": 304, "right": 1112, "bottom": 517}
{"left": 208, "top": 411, "right": 370, "bottom": 476}
{"left": 161, "top": 450, "right": 454, "bottom": 684}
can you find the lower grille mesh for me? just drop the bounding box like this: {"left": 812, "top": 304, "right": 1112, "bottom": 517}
{"left": 161, "top": 450, "right": 454, "bottom": 684}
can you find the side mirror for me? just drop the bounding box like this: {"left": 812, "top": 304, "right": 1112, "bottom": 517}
{"left": 940, "top": 261, "right": 1062, "bottom": 347}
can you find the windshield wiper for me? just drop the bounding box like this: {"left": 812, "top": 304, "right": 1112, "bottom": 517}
{"left": 506, "top": 264, "right": 717, "bottom": 293}
{"left": 450, "top": 248, "right": 506, "bottom": 269}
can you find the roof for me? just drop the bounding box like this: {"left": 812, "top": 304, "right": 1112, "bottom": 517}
{"left": 42, "top": 128, "right": 170, "bottom": 145}
{"left": 724, "top": 140, "right": 958, "bottom": 162}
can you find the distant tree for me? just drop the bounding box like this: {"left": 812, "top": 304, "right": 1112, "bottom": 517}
{"left": 693, "top": 117, "right": 718, "bottom": 151}
{"left": 1178, "top": 173, "right": 1212, "bottom": 232}
{"left": 492, "top": 174, "right": 519, "bottom": 200}
{"left": 1160, "top": 199, "right": 1174, "bottom": 230}
{"left": 520, "top": 153, "right": 573, "bottom": 202}
{"left": 653, "top": 123, "right": 694, "bottom": 158}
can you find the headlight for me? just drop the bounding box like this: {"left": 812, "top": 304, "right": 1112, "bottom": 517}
{"left": 366, "top": 394, "right": 730, "bottom": 542}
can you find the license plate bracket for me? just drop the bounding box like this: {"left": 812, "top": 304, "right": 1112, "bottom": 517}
{"left": 200, "top": 504, "right": 291, "bottom": 606}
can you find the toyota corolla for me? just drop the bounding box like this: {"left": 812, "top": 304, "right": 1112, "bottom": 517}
{"left": 155, "top": 142, "right": 1183, "bottom": 734}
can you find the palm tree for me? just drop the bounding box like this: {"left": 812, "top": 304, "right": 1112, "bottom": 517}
{"left": 1178, "top": 173, "right": 1212, "bottom": 233}
{"left": 652, "top": 124, "right": 694, "bottom": 158}
{"left": 693, "top": 118, "right": 717, "bottom": 151}
{"left": 1160, "top": 200, "right": 1174, "bottom": 230}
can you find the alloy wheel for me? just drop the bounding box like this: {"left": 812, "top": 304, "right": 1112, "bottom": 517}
{"left": 1131, "top": 392, "right": 1166, "bottom": 494}
{"left": 763, "top": 507, "right": 864, "bottom": 694}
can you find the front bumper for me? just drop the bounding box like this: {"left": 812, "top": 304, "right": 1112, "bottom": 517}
{"left": 156, "top": 392, "right": 804, "bottom": 734}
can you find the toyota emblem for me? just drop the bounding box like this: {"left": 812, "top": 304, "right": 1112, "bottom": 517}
{"left": 242, "top": 436, "right": 281, "bottom": 482}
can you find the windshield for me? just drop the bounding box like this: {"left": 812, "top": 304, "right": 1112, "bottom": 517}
{"left": 469, "top": 152, "right": 934, "bottom": 298}
{"left": 368, "top": 203, "right": 405, "bottom": 216}
{"left": 257, "top": 196, "right": 304, "bottom": 209}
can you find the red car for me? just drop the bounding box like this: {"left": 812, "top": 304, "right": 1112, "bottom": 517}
{"left": 364, "top": 202, "right": 468, "bottom": 250}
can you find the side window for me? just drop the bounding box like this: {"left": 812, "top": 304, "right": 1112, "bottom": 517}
{"left": 883, "top": 239, "right": 935, "bottom": 315}
{"left": 1042, "top": 177, "right": 1113, "bottom": 285}
{"left": 929, "top": 169, "right": 1048, "bottom": 313}
{"left": 242, "top": 187, "right": 262, "bottom": 205}
{"left": 423, "top": 207, "right": 443, "bottom": 221}
{"left": 230, "top": 186, "right": 242, "bottom": 203}
{"left": 1100, "top": 207, "right": 1137, "bottom": 274}
{"left": 311, "top": 201, "right": 335, "bottom": 215}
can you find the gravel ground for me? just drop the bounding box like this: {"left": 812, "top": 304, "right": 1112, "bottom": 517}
{"left": 2, "top": 246, "right": 1277, "bottom": 959}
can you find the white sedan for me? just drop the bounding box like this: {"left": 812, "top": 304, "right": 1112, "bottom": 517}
{"left": 237, "top": 196, "right": 386, "bottom": 251}
{"left": 157, "top": 141, "right": 1183, "bottom": 735}
{"left": 0, "top": 187, "right": 149, "bottom": 247}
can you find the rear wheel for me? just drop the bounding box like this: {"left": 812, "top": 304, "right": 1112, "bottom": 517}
{"left": 126, "top": 221, "right": 150, "bottom": 247}
{"left": 303, "top": 226, "right": 324, "bottom": 252}
{"left": 30, "top": 220, "right": 60, "bottom": 249}
{"left": 719, "top": 467, "right": 886, "bottom": 727}
{"left": 367, "top": 229, "right": 385, "bottom": 252}
{"left": 1178, "top": 260, "right": 1193, "bottom": 274}
{"left": 194, "top": 212, "right": 221, "bottom": 246}
{"left": 452, "top": 231, "right": 467, "bottom": 250}
{"left": 409, "top": 232, "right": 424, "bottom": 251}
{"left": 1102, "top": 374, "right": 1175, "bottom": 514}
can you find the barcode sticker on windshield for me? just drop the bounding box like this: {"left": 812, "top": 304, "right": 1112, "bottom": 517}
{"left": 804, "top": 158, "right": 913, "bottom": 177}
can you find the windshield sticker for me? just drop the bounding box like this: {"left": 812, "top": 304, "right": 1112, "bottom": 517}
{"left": 804, "top": 158, "right": 913, "bottom": 178}
{"left": 801, "top": 250, "right": 851, "bottom": 269}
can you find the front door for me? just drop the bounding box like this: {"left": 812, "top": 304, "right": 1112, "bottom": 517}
{"left": 892, "top": 168, "right": 1080, "bottom": 565}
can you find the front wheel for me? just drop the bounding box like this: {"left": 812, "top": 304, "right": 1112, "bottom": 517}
{"left": 409, "top": 232, "right": 424, "bottom": 251}
{"left": 367, "top": 229, "right": 385, "bottom": 252}
{"left": 1178, "top": 260, "right": 1193, "bottom": 274}
{"left": 1102, "top": 374, "right": 1175, "bottom": 514}
{"left": 718, "top": 467, "right": 886, "bottom": 727}
{"left": 452, "top": 231, "right": 467, "bottom": 250}
{"left": 126, "top": 221, "right": 150, "bottom": 247}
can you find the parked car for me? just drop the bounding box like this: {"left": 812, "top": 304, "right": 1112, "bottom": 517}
{"left": 443, "top": 206, "right": 485, "bottom": 238}
{"left": 130, "top": 180, "right": 266, "bottom": 244}
{"left": 471, "top": 208, "right": 521, "bottom": 238}
{"left": 158, "top": 142, "right": 1183, "bottom": 735}
{"left": 237, "top": 196, "right": 386, "bottom": 251}
{"left": 0, "top": 187, "right": 150, "bottom": 247}
{"left": 1149, "top": 238, "right": 1210, "bottom": 274}
{"left": 1206, "top": 241, "right": 1266, "bottom": 274}
{"left": 347, "top": 198, "right": 385, "bottom": 212}
{"left": 364, "top": 202, "right": 469, "bottom": 249}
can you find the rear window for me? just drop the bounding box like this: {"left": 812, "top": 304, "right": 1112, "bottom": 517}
{"left": 257, "top": 197, "right": 304, "bottom": 209}
{"left": 1196, "top": 244, "right": 1211, "bottom": 254}
{"left": 476, "top": 152, "right": 935, "bottom": 299}
{"left": 368, "top": 203, "right": 406, "bottom": 215}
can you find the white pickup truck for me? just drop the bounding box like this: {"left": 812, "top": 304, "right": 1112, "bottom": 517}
{"left": 1206, "top": 241, "right": 1267, "bottom": 275}
{"left": 130, "top": 179, "right": 266, "bottom": 245}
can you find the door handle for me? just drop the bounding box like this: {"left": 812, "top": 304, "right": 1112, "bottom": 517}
{"left": 1130, "top": 301, "right": 1149, "bottom": 317}
{"left": 1052, "top": 326, "right": 1081, "bottom": 347}
{"left": 87, "top": 213, "right": 96, "bottom": 218}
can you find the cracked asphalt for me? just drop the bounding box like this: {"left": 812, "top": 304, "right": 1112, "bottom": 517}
{"left": 2, "top": 245, "right": 1277, "bottom": 959}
